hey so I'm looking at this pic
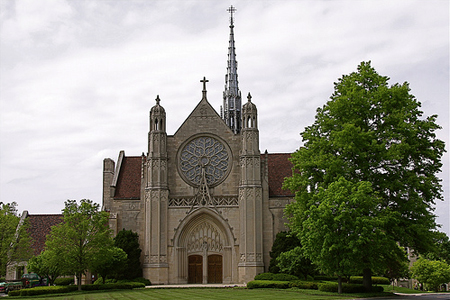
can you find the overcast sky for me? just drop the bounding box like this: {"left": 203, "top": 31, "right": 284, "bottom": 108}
{"left": 1, "top": 0, "right": 449, "bottom": 234}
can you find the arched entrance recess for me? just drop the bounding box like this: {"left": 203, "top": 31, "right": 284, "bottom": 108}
{"left": 174, "top": 208, "right": 234, "bottom": 284}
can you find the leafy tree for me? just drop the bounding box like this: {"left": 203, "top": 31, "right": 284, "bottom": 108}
{"left": 90, "top": 247, "right": 127, "bottom": 284}
{"left": 411, "top": 257, "right": 450, "bottom": 291}
{"left": 27, "top": 249, "right": 65, "bottom": 285}
{"left": 268, "top": 231, "right": 301, "bottom": 274}
{"left": 277, "top": 246, "right": 316, "bottom": 280}
{"left": 284, "top": 61, "right": 445, "bottom": 290}
{"left": 0, "top": 202, "right": 32, "bottom": 277}
{"left": 287, "top": 178, "right": 403, "bottom": 293}
{"left": 424, "top": 231, "right": 450, "bottom": 264}
{"left": 45, "top": 199, "right": 112, "bottom": 290}
{"left": 113, "top": 229, "right": 142, "bottom": 280}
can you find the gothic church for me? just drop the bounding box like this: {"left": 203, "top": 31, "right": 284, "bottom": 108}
{"left": 102, "top": 6, "right": 294, "bottom": 284}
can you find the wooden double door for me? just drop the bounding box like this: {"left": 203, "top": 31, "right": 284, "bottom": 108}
{"left": 188, "top": 254, "right": 222, "bottom": 284}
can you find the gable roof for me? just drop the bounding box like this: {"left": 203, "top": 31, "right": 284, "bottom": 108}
{"left": 114, "top": 156, "right": 142, "bottom": 199}
{"left": 265, "top": 153, "right": 295, "bottom": 197}
{"left": 112, "top": 153, "right": 294, "bottom": 199}
{"left": 26, "top": 214, "right": 63, "bottom": 256}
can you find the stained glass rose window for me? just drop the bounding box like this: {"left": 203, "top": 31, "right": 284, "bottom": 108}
{"left": 179, "top": 136, "right": 230, "bottom": 187}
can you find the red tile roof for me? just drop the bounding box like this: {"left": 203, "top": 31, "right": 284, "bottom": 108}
{"left": 114, "top": 156, "right": 142, "bottom": 199}
{"left": 26, "top": 214, "right": 63, "bottom": 256}
{"left": 265, "top": 153, "right": 294, "bottom": 197}
{"left": 112, "top": 153, "right": 294, "bottom": 199}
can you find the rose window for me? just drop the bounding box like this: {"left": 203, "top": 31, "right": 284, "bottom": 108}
{"left": 179, "top": 136, "right": 230, "bottom": 187}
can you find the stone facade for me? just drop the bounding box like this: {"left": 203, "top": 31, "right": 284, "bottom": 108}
{"left": 102, "top": 90, "right": 293, "bottom": 284}
{"left": 102, "top": 7, "right": 294, "bottom": 284}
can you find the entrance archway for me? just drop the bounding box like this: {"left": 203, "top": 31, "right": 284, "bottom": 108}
{"left": 173, "top": 208, "right": 235, "bottom": 284}
{"left": 208, "top": 255, "right": 222, "bottom": 283}
{"left": 188, "top": 255, "right": 203, "bottom": 284}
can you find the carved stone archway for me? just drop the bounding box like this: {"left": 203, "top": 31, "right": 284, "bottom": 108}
{"left": 173, "top": 208, "right": 234, "bottom": 284}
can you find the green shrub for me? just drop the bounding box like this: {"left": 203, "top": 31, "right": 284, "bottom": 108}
{"left": 289, "top": 280, "right": 319, "bottom": 289}
{"left": 54, "top": 277, "right": 75, "bottom": 286}
{"left": 272, "top": 273, "right": 299, "bottom": 281}
{"left": 254, "top": 272, "right": 298, "bottom": 281}
{"left": 18, "top": 286, "right": 77, "bottom": 296}
{"left": 247, "top": 280, "right": 290, "bottom": 289}
{"left": 254, "top": 272, "right": 274, "bottom": 280}
{"left": 349, "top": 276, "right": 390, "bottom": 285}
{"left": 8, "top": 289, "right": 21, "bottom": 296}
{"left": 314, "top": 275, "right": 338, "bottom": 281}
{"left": 133, "top": 277, "right": 151, "bottom": 285}
{"left": 318, "top": 283, "right": 384, "bottom": 293}
{"left": 93, "top": 277, "right": 117, "bottom": 284}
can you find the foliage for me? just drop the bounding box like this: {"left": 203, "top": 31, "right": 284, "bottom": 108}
{"left": 45, "top": 199, "right": 113, "bottom": 291}
{"left": 318, "top": 283, "right": 383, "bottom": 293}
{"left": 246, "top": 280, "right": 290, "bottom": 289}
{"left": 132, "top": 277, "right": 151, "bottom": 286}
{"left": 8, "top": 282, "right": 144, "bottom": 297}
{"left": 277, "top": 246, "right": 316, "bottom": 280}
{"left": 268, "top": 231, "right": 301, "bottom": 274}
{"left": 411, "top": 257, "right": 450, "bottom": 291}
{"left": 0, "top": 202, "right": 32, "bottom": 277}
{"left": 254, "top": 272, "right": 298, "bottom": 281}
{"left": 90, "top": 246, "right": 127, "bottom": 284}
{"left": 424, "top": 231, "right": 450, "bottom": 264}
{"left": 54, "top": 277, "right": 75, "bottom": 286}
{"left": 349, "top": 276, "right": 390, "bottom": 285}
{"left": 284, "top": 62, "right": 445, "bottom": 291}
{"left": 27, "top": 249, "right": 66, "bottom": 285}
{"left": 288, "top": 280, "right": 319, "bottom": 289}
{"left": 382, "top": 246, "right": 410, "bottom": 282}
{"left": 286, "top": 177, "right": 404, "bottom": 293}
{"left": 113, "top": 229, "right": 143, "bottom": 280}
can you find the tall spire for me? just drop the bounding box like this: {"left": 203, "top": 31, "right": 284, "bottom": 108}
{"left": 222, "top": 5, "right": 241, "bottom": 134}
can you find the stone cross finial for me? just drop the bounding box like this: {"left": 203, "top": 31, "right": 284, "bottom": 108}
{"left": 247, "top": 92, "right": 252, "bottom": 102}
{"left": 200, "top": 77, "right": 209, "bottom": 92}
{"left": 156, "top": 95, "right": 160, "bottom": 105}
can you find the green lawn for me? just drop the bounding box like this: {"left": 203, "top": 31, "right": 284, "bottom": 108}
{"left": 8, "top": 287, "right": 390, "bottom": 300}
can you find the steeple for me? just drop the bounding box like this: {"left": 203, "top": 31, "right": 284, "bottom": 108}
{"left": 222, "top": 5, "right": 242, "bottom": 134}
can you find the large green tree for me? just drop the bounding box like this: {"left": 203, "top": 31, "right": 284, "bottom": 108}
{"left": 113, "top": 229, "right": 142, "bottom": 280}
{"left": 27, "top": 249, "right": 66, "bottom": 285}
{"left": 90, "top": 246, "right": 127, "bottom": 284}
{"left": 285, "top": 62, "right": 445, "bottom": 290}
{"left": 0, "top": 202, "right": 32, "bottom": 277}
{"left": 45, "top": 199, "right": 112, "bottom": 290}
{"left": 411, "top": 257, "right": 450, "bottom": 291}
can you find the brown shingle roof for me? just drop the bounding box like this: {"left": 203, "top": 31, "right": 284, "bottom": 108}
{"left": 27, "top": 214, "right": 63, "bottom": 256}
{"left": 114, "top": 156, "right": 142, "bottom": 199}
{"left": 265, "top": 153, "right": 294, "bottom": 197}
{"left": 112, "top": 153, "right": 294, "bottom": 199}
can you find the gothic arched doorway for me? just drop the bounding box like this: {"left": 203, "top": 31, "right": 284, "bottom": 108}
{"left": 173, "top": 209, "right": 234, "bottom": 284}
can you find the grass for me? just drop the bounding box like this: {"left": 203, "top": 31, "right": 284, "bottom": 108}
{"left": 7, "top": 287, "right": 391, "bottom": 300}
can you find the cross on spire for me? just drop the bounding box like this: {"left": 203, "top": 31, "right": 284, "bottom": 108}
{"left": 227, "top": 5, "right": 236, "bottom": 25}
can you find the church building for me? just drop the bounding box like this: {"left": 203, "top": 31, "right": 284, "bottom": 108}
{"left": 102, "top": 6, "right": 294, "bottom": 284}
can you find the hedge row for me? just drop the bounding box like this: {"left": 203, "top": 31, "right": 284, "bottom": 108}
{"left": 254, "top": 273, "right": 299, "bottom": 281}
{"left": 319, "top": 283, "right": 384, "bottom": 293}
{"left": 349, "top": 276, "right": 390, "bottom": 285}
{"left": 247, "top": 280, "right": 384, "bottom": 293}
{"left": 289, "top": 280, "right": 319, "bottom": 290}
{"left": 8, "top": 282, "right": 145, "bottom": 297}
{"left": 247, "top": 280, "right": 291, "bottom": 289}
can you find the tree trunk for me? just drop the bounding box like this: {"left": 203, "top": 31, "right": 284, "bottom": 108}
{"left": 337, "top": 275, "right": 342, "bottom": 294}
{"left": 77, "top": 274, "right": 82, "bottom": 291}
{"left": 362, "top": 268, "right": 372, "bottom": 292}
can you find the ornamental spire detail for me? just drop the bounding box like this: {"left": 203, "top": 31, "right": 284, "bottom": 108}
{"left": 222, "top": 5, "right": 241, "bottom": 134}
